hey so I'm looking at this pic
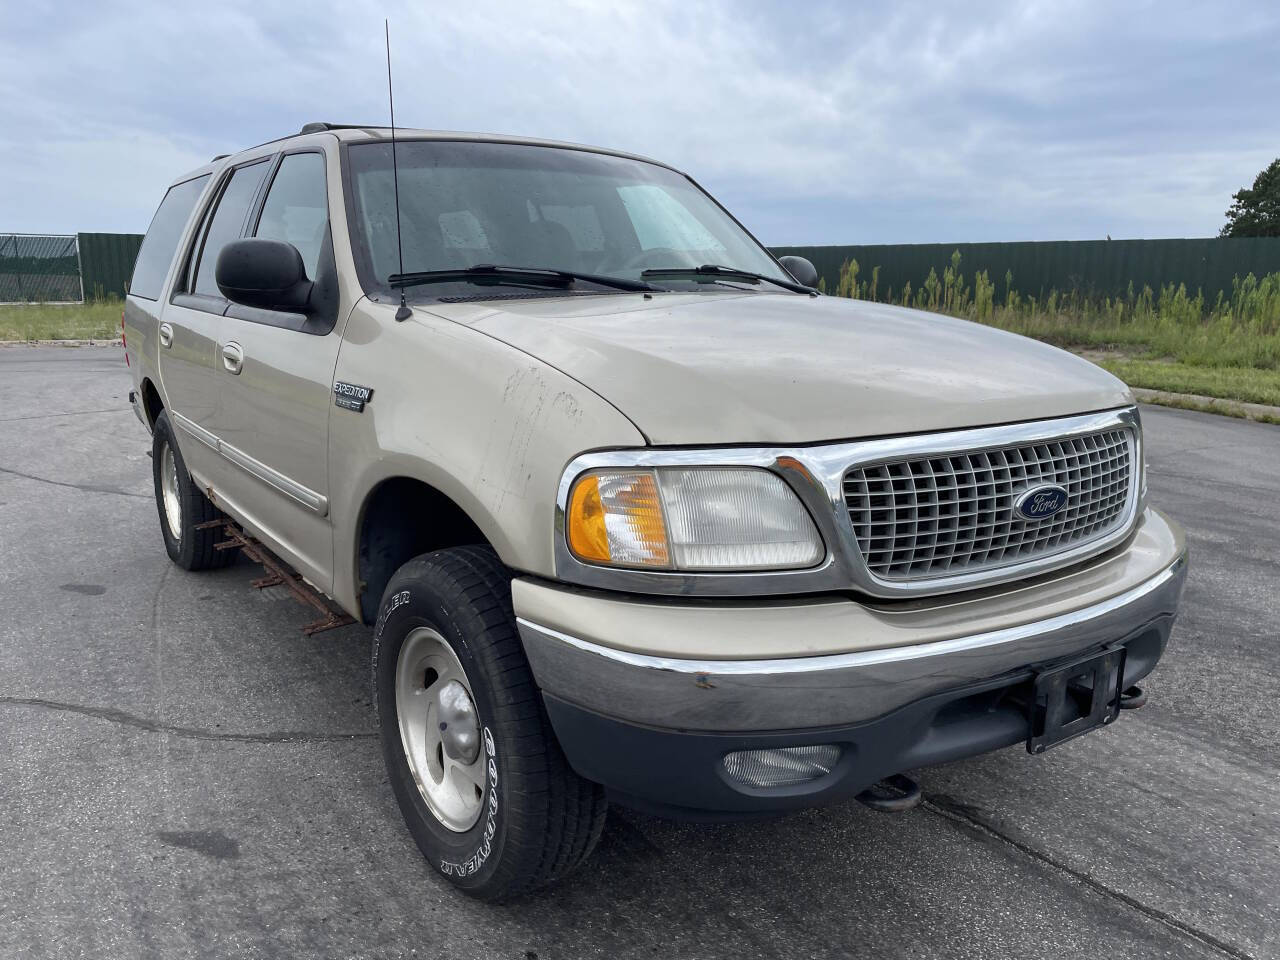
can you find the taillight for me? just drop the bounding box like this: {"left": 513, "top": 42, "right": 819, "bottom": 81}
{"left": 121, "top": 309, "right": 129, "bottom": 365}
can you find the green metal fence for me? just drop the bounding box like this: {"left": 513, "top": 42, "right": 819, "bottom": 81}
{"left": 771, "top": 237, "right": 1280, "bottom": 303}
{"left": 0, "top": 232, "right": 143, "bottom": 303}
{"left": 77, "top": 233, "right": 144, "bottom": 301}
{"left": 0, "top": 234, "right": 82, "bottom": 302}
{"left": 8, "top": 231, "right": 1280, "bottom": 305}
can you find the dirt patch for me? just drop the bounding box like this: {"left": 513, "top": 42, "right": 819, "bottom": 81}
{"left": 1072, "top": 346, "right": 1155, "bottom": 365}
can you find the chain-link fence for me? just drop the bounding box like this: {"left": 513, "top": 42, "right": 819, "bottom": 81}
{"left": 0, "top": 234, "right": 83, "bottom": 302}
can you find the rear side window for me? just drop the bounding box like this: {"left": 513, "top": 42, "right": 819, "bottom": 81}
{"left": 193, "top": 160, "right": 271, "bottom": 297}
{"left": 129, "top": 175, "right": 209, "bottom": 300}
{"left": 253, "top": 153, "right": 328, "bottom": 279}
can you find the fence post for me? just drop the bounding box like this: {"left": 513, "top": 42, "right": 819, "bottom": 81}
{"left": 73, "top": 235, "right": 85, "bottom": 303}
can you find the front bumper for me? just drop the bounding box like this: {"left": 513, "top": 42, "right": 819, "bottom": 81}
{"left": 515, "top": 508, "right": 1187, "bottom": 816}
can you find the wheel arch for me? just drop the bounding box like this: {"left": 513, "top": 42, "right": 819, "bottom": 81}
{"left": 139, "top": 377, "right": 164, "bottom": 428}
{"left": 352, "top": 473, "right": 501, "bottom": 625}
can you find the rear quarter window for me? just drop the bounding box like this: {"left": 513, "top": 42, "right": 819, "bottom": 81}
{"left": 129, "top": 175, "right": 210, "bottom": 300}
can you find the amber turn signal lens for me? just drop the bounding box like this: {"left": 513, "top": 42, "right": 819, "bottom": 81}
{"left": 566, "top": 470, "right": 670, "bottom": 567}
{"left": 567, "top": 474, "right": 610, "bottom": 563}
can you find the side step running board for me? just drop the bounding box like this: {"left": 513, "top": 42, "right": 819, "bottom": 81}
{"left": 855, "top": 773, "right": 922, "bottom": 813}
{"left": 194, "top": 519, "right": 356, "bottom": 636}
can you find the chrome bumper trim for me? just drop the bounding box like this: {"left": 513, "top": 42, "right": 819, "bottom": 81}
{"left": 518, "top": 548, "right": 1187, "bottom": 732}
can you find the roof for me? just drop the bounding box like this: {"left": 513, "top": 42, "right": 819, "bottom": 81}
{"left": 174, "top": 123, "right": 673, "bottom": 187}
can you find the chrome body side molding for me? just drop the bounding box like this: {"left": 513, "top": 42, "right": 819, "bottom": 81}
{"left": 172, "top": 410, "right": 328, "bottom": 517}
{"left": 173, "top": 411, "right": 219, "bottom": 451}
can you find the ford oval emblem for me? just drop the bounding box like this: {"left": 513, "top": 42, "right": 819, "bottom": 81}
{"left": 1015, "top": 484, "right": 1069, "bottom": 521}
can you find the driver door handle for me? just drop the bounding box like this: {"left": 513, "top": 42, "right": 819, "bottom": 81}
{"left": 158, "top": 322, "right": 173, "bottom": 348}
{"left": 221, "top": 341, "right": 244, "bottom": 375}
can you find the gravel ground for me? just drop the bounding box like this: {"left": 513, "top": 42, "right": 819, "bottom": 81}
{"left": 1, "top": 346, "right": 1276, "bottom": 960}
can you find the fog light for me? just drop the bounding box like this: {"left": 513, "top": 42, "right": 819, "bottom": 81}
{"left": 722, "top": 745, "right": 841, "bottom": 788}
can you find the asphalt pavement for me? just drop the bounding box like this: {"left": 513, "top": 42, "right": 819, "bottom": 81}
{"left": 1, "top": 346, "right": 1276, "bottom": 960}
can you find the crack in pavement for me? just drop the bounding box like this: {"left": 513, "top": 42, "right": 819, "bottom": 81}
{"left": 0, "top": 697, "right": 377, "bottom": 744}
{"left": 0, "top": 407, "right": 121, "bottom": 423}
{"left": 924, "top": 795, "right": 1256, "bottom": 960}
{"left": 0, "top": 464, "right": 148, "bottom": 499}
{"left": 151, "top": 562, "right": 174, "bottom": 816}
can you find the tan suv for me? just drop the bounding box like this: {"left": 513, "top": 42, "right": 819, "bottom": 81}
{"left": 124, "top": 123, "right": 1187, "bottom": 900}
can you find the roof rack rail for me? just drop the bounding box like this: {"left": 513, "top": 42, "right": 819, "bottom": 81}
{"left": 211, "top": 153, "right": 229, "bottom": 162}
{"left": 298, "top": 122, "right": 381, "bottom": 134}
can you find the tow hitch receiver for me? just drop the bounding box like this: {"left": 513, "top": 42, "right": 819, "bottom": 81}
{"left": 1026, "top": 646, "right": 1126, "bottom": 755}
{"left": 855, "top": 773, "right": 922, "bottom": 813}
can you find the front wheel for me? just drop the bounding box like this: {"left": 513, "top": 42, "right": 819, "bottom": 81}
{"left": 372, "top": 545, "right": 607, "bottom": 901}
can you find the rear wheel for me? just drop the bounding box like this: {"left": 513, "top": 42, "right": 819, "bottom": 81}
{"left": 151, "top": 409, "right": 237, "bottom": 571}
{"left": 373, "top": 545, "right": 607, "bottom": 901}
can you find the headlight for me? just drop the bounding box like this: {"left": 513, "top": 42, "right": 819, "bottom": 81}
{"left": 566, "top": 466, "right": 823, "bottom": 571}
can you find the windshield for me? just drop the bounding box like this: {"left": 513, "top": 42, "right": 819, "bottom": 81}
{"left": 345, "top": 140, "right": 790, "bottom": 296}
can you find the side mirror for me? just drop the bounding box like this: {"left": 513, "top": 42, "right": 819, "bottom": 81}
{"left": 778, "top": 255, "right": 819, "bottom": 289}
{"left": 216, "top": 238, "right": 313, "bottom": 312}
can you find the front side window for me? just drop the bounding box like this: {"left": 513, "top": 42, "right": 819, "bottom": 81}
{"left": 345, "top": 140, "right": 787, "bottom": 296}
{"left": 192, "top": 160, "right": 270, "bottom": 297}
{"left": 130, "top": 175, "right": 209, "bottom": 300}
{"left": 254, "top": 152, "right": 328, "bottom": 279}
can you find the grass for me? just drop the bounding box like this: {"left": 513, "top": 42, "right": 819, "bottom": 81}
{"left": 0, "top": 300, "right": 122, "bottom": 341}
{"left": 830, "top": 252, "right": 1280, "bottom": 414}
{"left": 1097, "top": 358, "right": 1280, "bottom": 409}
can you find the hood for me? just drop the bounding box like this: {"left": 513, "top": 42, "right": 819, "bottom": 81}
{"left": 433, "top": 292, "right": 1132, "bottom": 445}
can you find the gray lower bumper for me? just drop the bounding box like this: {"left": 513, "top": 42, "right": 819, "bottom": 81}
{"left": 518, "top": 549, "right": 1188, "bottom": 733}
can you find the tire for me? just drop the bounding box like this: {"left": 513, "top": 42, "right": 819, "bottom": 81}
{"left": 373, "top": 545, "right": 607, "bottom": 901}
{"left": 151, "top": 409, "right": 237, "bottom": 571}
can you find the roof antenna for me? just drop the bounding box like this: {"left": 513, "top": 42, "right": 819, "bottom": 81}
{"left": 386, "top": 19, "right": 412, "bottom": 322}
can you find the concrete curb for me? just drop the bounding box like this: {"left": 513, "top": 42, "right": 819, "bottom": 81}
{"left": 1131, "top": 388, "right": 1280, "bottom": 426}
{"left": 0, "top": 339, "right": 121, "bottom": 347}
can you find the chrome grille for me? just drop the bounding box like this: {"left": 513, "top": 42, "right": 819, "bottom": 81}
{"left": 843, "top": 428, "right": 1133, "bottom": 581}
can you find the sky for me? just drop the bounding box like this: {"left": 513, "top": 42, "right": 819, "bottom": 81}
{"left": 2, "top": 0, "right": 1278, "bottom": 245}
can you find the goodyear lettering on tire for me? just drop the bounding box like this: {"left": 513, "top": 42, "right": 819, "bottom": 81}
{"left": 440, "top": 726, "right": 499, "bottom": 877}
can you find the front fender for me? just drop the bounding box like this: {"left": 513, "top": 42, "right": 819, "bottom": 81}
{"left": 327, "top": 300, "right": 645, "bottom": 616}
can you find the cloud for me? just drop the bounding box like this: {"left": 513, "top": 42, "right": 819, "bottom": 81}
{"left": 1, "top": 0, "right": 1277, "bottom": 242}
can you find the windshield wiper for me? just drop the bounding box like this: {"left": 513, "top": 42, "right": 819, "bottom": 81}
{"left": 641, "top": 264, "right": 816, "bottom": 295}
{"left": 389, "top": 264, "right": 659, "bottom": 293}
